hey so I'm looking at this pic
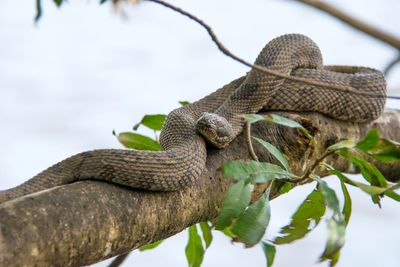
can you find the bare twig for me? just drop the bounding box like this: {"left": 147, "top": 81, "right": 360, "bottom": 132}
{"left": 245, "top": 121, "right": 259, "bottom": 161}
{"left": 296, "top": 0, "right": 400, "bottom": 50}
{"left": 107, "top": 253, "right": 130, "bottom": 267}
{"left": 143, "top": 0, "right": 397, "bottom": 99}
{"left": 384, "top": 53, "right": 400, "bottom": 76}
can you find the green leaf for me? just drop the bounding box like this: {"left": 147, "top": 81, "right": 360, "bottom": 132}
{"left": 244, "top": 114, "right": 265, "bottom": 124}
{"left": 133, "top": 114, "right": 166, "bottom": 131}
{"left": 222, "top": 160, "right": 296, "bottom": 183}
{"left": 319, "top": 218, "right": 346, "bottom": 265}
{"left": 261, "top": 241, "right": 276, "bottom": 267}
{"left": 343, "top": 176, "right": 400, "bottom": 201}
{"left": 222, "top": 227, "right": 237, "bottom": 238}
{"left": 339, "top": 150, "right": 387, "bottom": 188}
{"left": 278, "top": 182, "right": 293, "bottom": 195}
{"left": 274, "top": 189, "right": 326, "bottom": 244}
{"left": 266, "top": 114, "right": 304, "bottom": 129}
{"left": 185, "top": 225, "right": 205, "bottom": 267}
{"left": 179, "top": 101, "right": 190, "bottom": 106}
{"left": 231, "top": 194, "right": 271, "bottom": 246}
{"left": 199, "top": 222, "right": 213, "bottom": 249}
{"left": 139, "top": 240, "right": 163, "bottom": 251}
{"left": 329, "top": 170, "right": 352, "bottom": 225}
{"left": 245, "top": 114, "right": 312, "bottom": 139}
{"left": 356, "top": 128, "right": 400, "bottom": 163}
{"left": 100, "top": 0, "right": 109, "bottom": 4}
{"left": 215, "top": 180, "right": 252, "bottom": 230}
{"left": 329, "top": 251, "right": 341, "bottom": 267}
{"left": 253, "top": 137, "right": 290, "bottom": 171}
{"left": 329, "top": 169, "right": 397, "bottom": 207}
{"left": 267, "top": 114, "right": 313, "bottom": 139}
{"left": 327, "top": 140, "right": 356, "bottom": 152}
{"left": 116, "top": 132, "right": 161, "bottom": 151}
{"left": 316, "top": 178, "right": 340, "bottom": 214}
{"left": 356, "top": 128, "right": 379, "bottom": 151}
{"left": 35, "top": 0, "right": 42, "bottom": 22}
{"left": 384, "top": 190, "right": 400, "bottom": 202}
{"left": 53, "top": 0, "right": 63, "bottom": 7}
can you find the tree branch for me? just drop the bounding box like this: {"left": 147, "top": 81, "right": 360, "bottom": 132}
{"left": 0, "top": 110, "right": 399, "bottom": 267}
{"left": 296, "top": 0, "right": 400, "bottom": 50}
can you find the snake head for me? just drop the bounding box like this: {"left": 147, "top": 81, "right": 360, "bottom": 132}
{"left": 196, "top": 112, "right": 234, "bottom": 149}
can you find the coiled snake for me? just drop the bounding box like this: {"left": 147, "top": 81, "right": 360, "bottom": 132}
{"left": 0, "top": 34, "right": 386, "bottom": 204}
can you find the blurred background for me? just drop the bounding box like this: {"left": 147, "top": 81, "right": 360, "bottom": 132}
{"left": 0, "top": 0, "right": 399, "bottom": 266}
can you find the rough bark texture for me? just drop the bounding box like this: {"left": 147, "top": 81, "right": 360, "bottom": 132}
{"left": 0, "top": 110, "right": 399, "bottom": 267}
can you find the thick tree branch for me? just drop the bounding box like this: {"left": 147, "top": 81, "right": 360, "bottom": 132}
{"left": 0, "top": 110, "right": 399, "bottom": 266}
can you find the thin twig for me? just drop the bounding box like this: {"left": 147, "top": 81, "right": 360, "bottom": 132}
{"left": 301, "top": 151, "right": 334, "bottom": 182}
{"left": 384, "top": 53, "right": 400, "bottom": 76}
{"left": 296, "top": 0, "right": 400, "bottom": 50}
{"left": 245, "top": 121, "right": 259, "bottom": 161}
{"left": 107, "top": 253, "right": 130, "bottom": 267}
{"left": 143, "top": 0, "right": 397, "bottom": 99}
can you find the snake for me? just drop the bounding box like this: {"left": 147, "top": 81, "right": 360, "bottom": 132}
{"left": 0, "top": 34, "right": 386, "bottom": 204}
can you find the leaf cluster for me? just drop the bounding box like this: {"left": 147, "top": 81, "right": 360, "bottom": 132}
{"left": 114, "top": 110, "right": 399, "bottom": 267}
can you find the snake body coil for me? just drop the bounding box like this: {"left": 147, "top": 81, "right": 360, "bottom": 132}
{"left": 0, "top": 34, "right": 386, "bottom": 204}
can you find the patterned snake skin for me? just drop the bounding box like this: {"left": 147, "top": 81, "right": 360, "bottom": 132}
{"left": 0, "top": 34, "right": 386, "bottom": 204}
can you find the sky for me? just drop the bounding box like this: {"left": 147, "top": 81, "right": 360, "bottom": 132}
{"left": 0, "top": 0, "right": 399, "bottom": 266}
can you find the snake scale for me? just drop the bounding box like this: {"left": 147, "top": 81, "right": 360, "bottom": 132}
{"left": 0, "top": 34, "right": 386, "bottom": 204}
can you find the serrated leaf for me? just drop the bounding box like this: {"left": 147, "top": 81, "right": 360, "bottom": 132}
{"left": 316, "top": 178, "right": 340, "bottom": 214}
{"left": 116, "top": 132, "right": 161, "bottom": 151}
{"left": 261, "top": 241, "right": 276, "bottom": 267}
{"left": 139, "top": 240, "right": 163, "bottom": 251}
{"left": 319, "top": 218, "right": 346, "bottom": 265}
{"left": 185, "top": 225, "right": 205, "bottom": 267}
{"left": 179, "top": 101, "right": 190, "bottom": 106}
{"left": 199, "top": 222, "right": 213, "bottom": 248}
{"left": 231, "top": 194, "right": 271, "bottom": 246}
{"left": 133, "top": 114, "right": 166, "bottom": 131}
{"left": 215, "top": 180, "right": 252, "bottom": 230}
{"left": 253, "top": 137, "right": 290, "bottom": 171}
{"left": 327, "top": 140, "right": 356, "bottom": 152}
{"left": 274, "top": 189, "right": 326, "bottom": 244}
{"left": 222, "top": 160, "right": 296, "bottom": 183}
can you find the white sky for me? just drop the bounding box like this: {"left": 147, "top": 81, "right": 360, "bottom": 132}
{"left": 0, "top": 0, "right": 399, "bottom": 266}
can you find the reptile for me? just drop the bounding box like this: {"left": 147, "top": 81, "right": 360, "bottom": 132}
{"left": 0, "top": 34, "right": 386, "bottom": 204}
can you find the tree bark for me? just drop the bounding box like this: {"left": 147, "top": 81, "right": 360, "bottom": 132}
{"left": 0, "top": 110, "right": 399, "bottom": 267}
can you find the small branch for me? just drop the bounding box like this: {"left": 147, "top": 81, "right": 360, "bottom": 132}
{"left": 384, "top": 53, "right": 400, "bottom": 76}
{"left": 108, "top": 253, "right": 130, "bottom": 267}
{"left": 296, "top": 0, "right": 400, "bottom": 50}
{"left": 245, "top": 121, "right": 259, "bottom": 161}
{"left": 142, "top": 0, "right": 390, "bottom": 99}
